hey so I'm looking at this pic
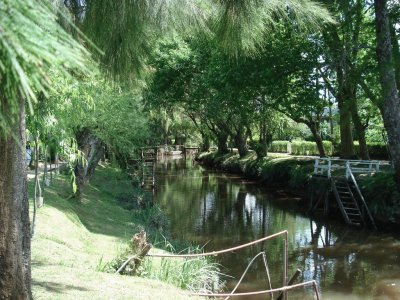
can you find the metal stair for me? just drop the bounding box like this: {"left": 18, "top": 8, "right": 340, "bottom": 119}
{"left": 331, "top": 176, "right": 364, "bottom": 226}
{"left": 141, "top": 148, "right": 156, "bottom": 187}
{"left": 141, "top": 161, "right": 155, "bottom": 187}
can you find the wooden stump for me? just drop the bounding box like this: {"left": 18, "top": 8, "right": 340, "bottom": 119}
{"left": 116, "top": 230, "right": 152, "bottom": 275}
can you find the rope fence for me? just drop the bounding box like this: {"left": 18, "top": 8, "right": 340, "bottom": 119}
{"left": 191, "top": 280, "right": 320, "bottom": 299}
{"left": 145, "top": 230, "right": 321, "bottom": 299}
{"left": 147, "top": 230, "right": 288, "bottom": 258}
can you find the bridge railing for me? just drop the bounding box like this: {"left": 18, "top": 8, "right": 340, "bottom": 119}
{"left": 314, "top": 157, "right": 390, "bottom": 178}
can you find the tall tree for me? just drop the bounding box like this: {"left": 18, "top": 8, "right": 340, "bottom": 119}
{"left": 0, "top": 0, "right": 91, "bottom": 298}
{"left": 374, "top": 0, "right": 400, "bottom": 187}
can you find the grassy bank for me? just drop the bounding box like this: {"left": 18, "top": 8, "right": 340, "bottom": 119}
{"left": 198, "top": 151, "right": 314, "bottom": 193}
{"left": 197, "top": 151, "right": 400, "bottom": 228}
{"left": 30, "top": 163, "right": 205, "bottom": 300}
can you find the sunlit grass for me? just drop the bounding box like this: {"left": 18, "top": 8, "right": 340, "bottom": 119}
{"left": 29, "top": 163, "right": 203, "bottom": 299}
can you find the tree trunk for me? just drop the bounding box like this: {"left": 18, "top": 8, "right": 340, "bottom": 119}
{"left": 234, "top": 128, "right": 248, "bottom": 158}
{"left": 74, "top": 128, "right": 104, "bottom": 199}
{"left": 200, "top": 132, "right": 210, "bottom": 152}
{"left": 216, "top": 132, "right": 229, "bottom": 155}
{"left": 389, "top": 18, "right": 400, "bottom": 88}
{"left": 350, "top": 101, "right": 370, "bottom": 160}
{"left": 338, "top": 100, "right": 355, "bottom": 158}
{"left": 308, "top": 122, "right": 326, "bottom": 157}
{"left": 0, "top": 97, "right": 32, "bottom": 299}
{"left": 375, "top": 0, "right": 400, "bottom": 188}
{"left": 256, "top": 121, "right": 268, "bottom": 159}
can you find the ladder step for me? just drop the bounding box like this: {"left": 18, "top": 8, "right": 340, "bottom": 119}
{"left": 347, "top": 212, "right": 361, "bottom": 216}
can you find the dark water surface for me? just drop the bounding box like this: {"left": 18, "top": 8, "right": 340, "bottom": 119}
{"left": 153, "top": 158, "right": 400, "bottom": 299}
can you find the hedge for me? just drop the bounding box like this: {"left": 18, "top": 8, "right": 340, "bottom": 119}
{"left": 353, "top": 141, "right": 388, "bottom": 159}
{"left": 291, "top": 141, "right": 333, "bottom": 156}
{"left": 270, "top": 140, "right": 333, "bottom": 156}
{"left": 270, "top": 141, "right": 291, "bottom": 153}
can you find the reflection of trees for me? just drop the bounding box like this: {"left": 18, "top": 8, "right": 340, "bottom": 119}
{"left": 153, "top": 159, "right": 400, "bottom": 299}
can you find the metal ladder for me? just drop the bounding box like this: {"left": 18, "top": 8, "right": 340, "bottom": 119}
{"left": 331, "top": 176, "right": 365, "bottom": 226}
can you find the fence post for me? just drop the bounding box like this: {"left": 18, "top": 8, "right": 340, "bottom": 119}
{"left": 328, "top": 158, "right": 332, "bottom": 178}
{"left": 314, "top": 158, "right": 319, "bottom": 175}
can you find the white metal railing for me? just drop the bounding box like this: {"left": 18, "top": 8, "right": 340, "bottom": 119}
{"left": 345, "top": 163, "right": 378, "bottom": 229}
{"left": 314, "top": 158, "right": 390, "bottom": 178}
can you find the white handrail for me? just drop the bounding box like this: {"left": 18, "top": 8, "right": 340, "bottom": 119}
{"left": 314, "top": 158, "right": 389, "bottom": 178}
{"left": 346, "top": 164, "right": 377, "bottom": 230}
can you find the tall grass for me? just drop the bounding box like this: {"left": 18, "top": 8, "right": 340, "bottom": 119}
{"left": 141, "top": 254, "right": 223, "bottom": 293}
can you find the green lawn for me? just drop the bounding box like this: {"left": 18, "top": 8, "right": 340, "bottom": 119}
{"left": 30, "top": 164, "right": 202, "bottom": 300}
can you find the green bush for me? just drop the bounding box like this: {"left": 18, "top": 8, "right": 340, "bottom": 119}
{"left": 360, "top": 173, "right": 400, "bottom": 220}
{"left": 270, "top": 141, "right": 291, "bottom": 153}
{"left": 353, "top": 141, "right": 388, "bottom": 159}
{"left": 291, "top": 141, "right": 333, "bottom": 156}
{"left": 333, "top": 141, "right": 388, "bottom": 159}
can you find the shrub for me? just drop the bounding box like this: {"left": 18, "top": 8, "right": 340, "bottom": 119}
{"left": 291, "top": 141, "right": 333, "bottom": 156}
{"left": 334, "top": 142, "right": 389, "bottom": 159}
{"left": 353, "top": 141, "right": 388, "bottom": 159}
{"left": 270, "top": 141, "right": 291, "bottom": 153}
{"left": 360, "top": 173, "right": 400, "bottom": 220}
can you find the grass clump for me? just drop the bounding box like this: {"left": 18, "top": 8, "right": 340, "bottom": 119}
{"left": 141, "top": 255, "right": 223, "bottom": 293}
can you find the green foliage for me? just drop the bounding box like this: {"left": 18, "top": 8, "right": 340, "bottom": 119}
{"left": 333, "top": 142, "right": 389, "bottom": 159}
{"left": 198, "top": 151, "right": 314, "bottom": 189}
{"left": 132, "top": 206, "right": 170, "bottom": 236}
{"left": 291, "top": 140, "right": 333, "bottom": 156}
{"left": 0, "top": 0, "right": 92, "bottom": 135}
{"left": 354, "top": 141, "right": 389, "bottom": 159}
{"left": 214, "top": 0, "right": 334, "bottom": 57}
{"left": 80, "top": 0, "right": 204, "bottom": 84}
{"left": 141, "top": 254, "right": 223, "bottom": 293}
{"left": 270, "top": 141, "right": 291, "bottom": 153}
{"left": 48, "top": 74, "right": 150, "bottom": 159}
{"left": 270, "top": 140, "right": 333, "bottom": 156}
{"left": 360, "top": 173, "right": 400, "bottom": 221}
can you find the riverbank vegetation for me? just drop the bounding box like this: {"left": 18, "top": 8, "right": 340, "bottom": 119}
{"left": 30, "top": 163, "right": 213, "bottom": 299}
{"left": 1, "top": 0, "right": 400, "bottom": 298}
{"left": 197, "top": 151, "right": 400, "bottom": 229}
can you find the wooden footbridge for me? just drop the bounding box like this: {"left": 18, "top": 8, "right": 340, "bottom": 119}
{"left": 310, "top": 158, "right": 391, "bottom": 230}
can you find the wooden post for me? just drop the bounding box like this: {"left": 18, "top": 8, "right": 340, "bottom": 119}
{"left": 277, "top": 269, "right": 302, "bottom": 300}
{"left": 323, "top": 189, "right": 329, "bottom": 216}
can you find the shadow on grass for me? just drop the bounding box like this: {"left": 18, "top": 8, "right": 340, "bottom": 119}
{"left": 30, "top": 165, "right": 139, "bottom": 240}
{"left": 32, "top": 280, "right": 91, "bottom": 293}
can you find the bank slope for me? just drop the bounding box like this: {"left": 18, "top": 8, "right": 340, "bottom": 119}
{"left": 30, "top": 164, "right": 201, "bottom": 300}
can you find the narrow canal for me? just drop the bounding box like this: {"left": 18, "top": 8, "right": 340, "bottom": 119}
{"left": 154, "top": 158, "right": 400, "bottom": 299}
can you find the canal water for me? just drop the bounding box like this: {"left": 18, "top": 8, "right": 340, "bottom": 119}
{"left": 153, "top": 158, "right": 400, "bottom": 299}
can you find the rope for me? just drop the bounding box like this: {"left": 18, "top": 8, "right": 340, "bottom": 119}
{"left": 147, "top": 230, "right": 288, "bottom": 258}
{"left": 190, "top": 280, "right": 320, "bottom": 299}
{"left": 115, "top": 255, "right": 138, "bottom": 274}
{"left": 223, "top": 252, "right": 273, "bottom": 300}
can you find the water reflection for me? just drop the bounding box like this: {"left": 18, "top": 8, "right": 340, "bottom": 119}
{"left": 154, "top": 159, "right": 400, "bottom": 299}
